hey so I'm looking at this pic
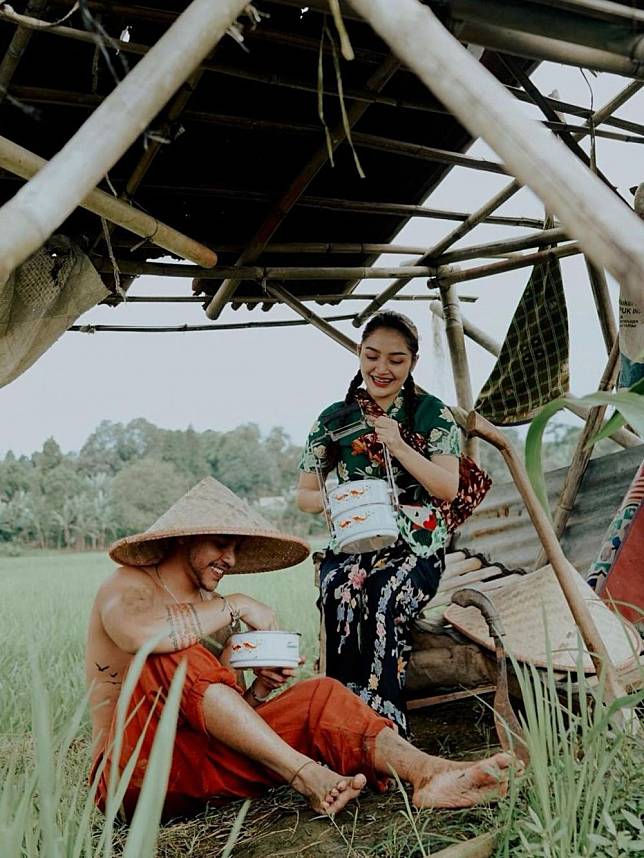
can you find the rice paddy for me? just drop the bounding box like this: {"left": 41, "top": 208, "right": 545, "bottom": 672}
{"left": 1, "top": 551, "right": 642, "bottom": 857}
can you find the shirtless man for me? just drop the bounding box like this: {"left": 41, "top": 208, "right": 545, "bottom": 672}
{"left": 87, "top": 477, "right": 516, "bottom": 821}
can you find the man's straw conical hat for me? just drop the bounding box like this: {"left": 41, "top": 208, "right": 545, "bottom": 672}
{"left": 443, "top": 565, "right": 641, "bottom": 674}
{"left": 108, "top": 476, "right": 310, "bottom": 573}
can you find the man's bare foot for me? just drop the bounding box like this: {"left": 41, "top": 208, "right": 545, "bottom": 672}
{"left": 291, "top": 761, "right": 367, "bottom": 816}
{"left": 411, "top": 752, "right": 515, "bottom": 809}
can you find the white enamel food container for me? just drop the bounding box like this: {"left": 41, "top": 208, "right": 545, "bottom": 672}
{"left": 228, "top": 630, "right": 301, "bottom": 669}
{"left": 328, "top": 478, "right": 398, "bottom": 554}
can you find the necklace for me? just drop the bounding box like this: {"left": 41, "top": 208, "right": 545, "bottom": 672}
{"left": 153, "top": 565, "right": 205, "bottom": 603}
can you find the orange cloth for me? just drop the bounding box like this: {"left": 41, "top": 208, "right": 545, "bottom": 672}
{"left": 92, "top": 644, "right": 392, "bottom": 821}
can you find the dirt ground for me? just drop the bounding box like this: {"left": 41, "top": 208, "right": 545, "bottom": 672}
{"left": 152, "top": 695, "right": 503, "bottom": 858}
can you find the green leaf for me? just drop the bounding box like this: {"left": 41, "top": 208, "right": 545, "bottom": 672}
{"left": 524, "top": 397, "right": 567, "bottom": 518}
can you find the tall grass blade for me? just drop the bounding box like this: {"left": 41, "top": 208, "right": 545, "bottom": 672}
{"left": 221, "top": 798, "right": 252, "bottom": 858}
{"left": 122, "top": 658, "right": 187, "bottom": 858}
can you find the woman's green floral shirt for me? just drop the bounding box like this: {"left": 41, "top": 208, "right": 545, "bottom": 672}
{"left": 299, "top": 392, "right": 461, "bottom": 557}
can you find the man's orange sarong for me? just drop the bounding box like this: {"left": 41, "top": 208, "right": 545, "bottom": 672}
{"left": 91, "top": 644, "right": 392, "bottom": 820}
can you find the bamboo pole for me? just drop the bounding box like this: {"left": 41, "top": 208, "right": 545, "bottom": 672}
{"left": 142, "top": 188, "right": 550, "bottom": 229}
{"left": 348, "top": 0, "right": 644, "bottom": 302}
{"left": 20, "top": 81, "right": 641, "bottom": 143}
{"left": 354, "top": 76, "right": 640, "bottom": 327}
{"left": 534, "top": 339, "right": 621, "bottom": 568}
{"left": 263, "top": 284, "right": 359, "bottom": 354}
{"left": 428, "top": 301, "right": 640, "bottom": 450}
{"left": 0, "top": 0, "right": 249, "bottom": 284}
{"left": 0, "top": 172, "right": 549, "bottom": 228}
{"left": 0, "top": 136, "right": 217, "bottom": 268}
{"left": 104, "top": 231, "right": 563, "bottom": 258}
{"left": 430, "top": 301, "right": 502, "bottom": 356}
{"left": 94, "top": 67, "right": 206, "bottom": 250}
{"left": 0, "top": 0, "right": 47, "bottom": 104}
{"left": 69, "top": 313, "right": 357, "bottom": 334}
{"left": 466, "top": 411, "right": 630, "bottom": 721}
{"left": 351, "top": 133, "right": 508, "bottom": 175}
{"left": 125, "top": 292, "right": 478, "bottom": 304}
{"left": 354, "top": 179, "right": 523, "bottom": 325}
{"left": 584, "top": 261, "right": 618, "bottom": 353}
{"left": 500, "top": 56, "right": 619, "bottom": 195}
{"left": 456, "top": 20, "right": 644, "bottom": 79}
{"left": 439, "top": 284, "right": 479, "bottom": 459}
{"left": 451, "top": 0, "right": 644, "bottom": 62}
{"left": 96, "top": 244, "right": 580, "bottom": 281}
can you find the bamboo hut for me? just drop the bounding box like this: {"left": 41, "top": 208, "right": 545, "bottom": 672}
{"left": 1, "top": 0, "right": 643, "bottom": 724}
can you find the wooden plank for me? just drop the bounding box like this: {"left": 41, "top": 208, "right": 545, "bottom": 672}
{"left": 407, "top": 685, "right": 496, "bottom": 710}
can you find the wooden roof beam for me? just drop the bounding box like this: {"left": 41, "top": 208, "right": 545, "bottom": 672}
{"left": 10, "top": 84, "right": 644, "bottom": 146}
{"left": 69, "top": 312, "right": 357, "bottom": 335}
{"left": 0, "top": 135, "right": 216, "bottom": 267}
{"left": 97, "top": 241, "right": 581, "bottom": 281}
{"left": 354, "top": 73, "right": 643, "bottom": 326}
{"left": 122, "top": 293, "right": 479, "bottom": 303}
{"left": 263, "top": 283, "right": 359, "bottom": 354}
{"left": 5, "top": 10, "right": 644, "bottom": 138}
{"left": 0, "top": 0, "right": 248, "bottom": 283}
{"left": 200, "top": 54, "right": 401, "bottom": 320}
{"left": 0, "top": 1, "right": 48, "bottom": 104}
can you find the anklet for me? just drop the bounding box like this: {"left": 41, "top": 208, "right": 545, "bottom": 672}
{"left": 289, "top": 760, "right": 317, "bottom": 786}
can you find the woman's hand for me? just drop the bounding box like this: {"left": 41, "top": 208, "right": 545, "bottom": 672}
{"left": 373, "top": 415, "right": 406, "bottom": 457}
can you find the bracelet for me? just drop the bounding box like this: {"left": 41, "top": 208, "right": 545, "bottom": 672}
{"left": 220, "top": 595, "right": 241, "bottom": 632}
{"left": 247, "top": 682, "right": 269, "bottom": 705}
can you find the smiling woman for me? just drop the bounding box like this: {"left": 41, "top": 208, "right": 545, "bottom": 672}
{"left": 296, "top": 311, "right": 461, "bottom": 735}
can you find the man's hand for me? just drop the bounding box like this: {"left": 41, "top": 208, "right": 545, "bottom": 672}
{"left": 231, "top": 594, "right": 279, "bottom": 631}
{"left": 252, "top": 656, "right": 306, "bottom": 697}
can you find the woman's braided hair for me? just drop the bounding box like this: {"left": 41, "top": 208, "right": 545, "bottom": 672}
{"left": 344, "top": 311, "right": 419, "bottom": 430}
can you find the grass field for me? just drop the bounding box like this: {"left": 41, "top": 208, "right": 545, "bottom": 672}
{"left": 1, "top": 551, "right": 643, "bottom": 857}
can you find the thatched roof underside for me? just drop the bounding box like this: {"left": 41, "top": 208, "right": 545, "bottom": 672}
{"left": 0, "top": 0, "right": 538, "bottom": 311}
{"left": 1, "top": 1, "right": 644, "bottom": 313}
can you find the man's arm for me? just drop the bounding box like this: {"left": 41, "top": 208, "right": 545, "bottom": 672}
{"left": 99, "top": 568, "right": 277, "bottom": 654}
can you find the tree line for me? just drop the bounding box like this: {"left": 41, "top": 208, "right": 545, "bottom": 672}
{"left": 0, "top": 419, "right": 319, "bottom": 552}
{"left": 0, "top": 417, "right": 611, "bottom": 553}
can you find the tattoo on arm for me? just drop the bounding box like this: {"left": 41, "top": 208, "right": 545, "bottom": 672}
{"left": 166, "top": 603, "right": 205, "bottom": 652}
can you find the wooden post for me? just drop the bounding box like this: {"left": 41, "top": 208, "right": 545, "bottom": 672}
{"left": 439, "top": 282, "right": 479, "bottom": 460}
{"left": 0, "top": 136, "right": 216, "bottom": 268}
{"left": 348, "top": 0, "right": 644, "bottom": 298}
{"left": 466, "top": 412, "right": 632, "bottom": 725}
{"left": 0, "top": 0, "right": 248, "bottom": 284}
{"left": 584, "top": 260, "right": 619, "bottom": 353}
{"left": 429, "top": 301, "right": 639, "bottom": 450}
{"left": 534, "top": 338, "right": 621, "bottom": 568}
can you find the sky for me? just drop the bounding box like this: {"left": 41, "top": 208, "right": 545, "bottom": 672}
{"left": 0, "top": 61, "right": 642, "bottom": 457}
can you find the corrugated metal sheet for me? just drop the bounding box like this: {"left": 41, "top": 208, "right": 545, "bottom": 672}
{"left": 455, "top": 446, "right": 644, "bottom": 574}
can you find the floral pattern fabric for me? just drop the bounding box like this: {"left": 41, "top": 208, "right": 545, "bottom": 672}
{"left": 299, "top": 391, "right": 461, "bottom": 558}
{"left": 318, "top": 538, "right": 443, "bottom": 735}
